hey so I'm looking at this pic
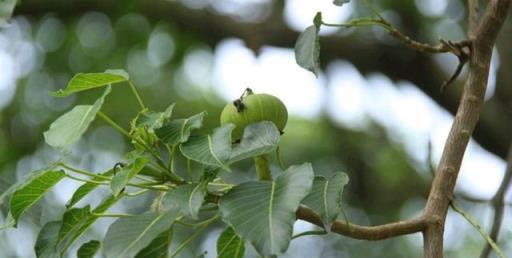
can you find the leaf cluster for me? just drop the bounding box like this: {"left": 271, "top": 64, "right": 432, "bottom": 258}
{"left": 1, "top": 70, "right": 350, "bottom": 257}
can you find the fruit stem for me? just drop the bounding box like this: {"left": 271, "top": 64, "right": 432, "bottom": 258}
{"left": 254, "top": 155, "right": 272, "bottom": 181}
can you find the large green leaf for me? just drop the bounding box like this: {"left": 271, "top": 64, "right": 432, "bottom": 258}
{"left": 134, "top": 104, "right": 175, "bottom": 132}
{"left": 229, "top": 122, "right": 280, "bottom": 163}
{"left": 302, "top": 173, "right": 349, "bottom": 229}
{"left": 216, "top": 227, "right": 245, "bottom": 258}
{"left": 180, "top": 124, "right": 234, "bottom": 171}
{"left": 66, "top": 169, "right": 114, "bottom": 208}
{"left": 155, "top": 112, "right": 205, "bottom": 145}
{"left": 103, "top": 209, "right": 179, "bottom": 258}
{"left": 219, "top": 163, "right": 314, "bottom": 256}
{"left": 135, "top": 227, "right": 173, "bottom": 258}
{"left": 161, "top": 183, "right": 206, "bottom": 219}
{"left": 35, "top": 207, "right": 90, "bottom": 258}
{"left": 294, "top": 14, "right": 321, "bottom": 77}
{"left": 0, "top": 163, "right": 59, "bottom": 207}
{"left": 34, "top": 195, "right": 121, "bottom": 258}
{"left": 34, "top": 221, "right": 61, "bottom": 258}
{"left": 110, "top": 157, "right": 149, "bottom": 196}
{"left": 9, "top": 170, "right": 66, "bottom": 225}
{"left": 44, "top": 86, "right": 111, "bottom": 149}
{"left": 56, "top": 206, "right": 92, "bottom": 254}
{"left": 51, "top": 72, "right": 127, "bottom": 97}
{"left": 77, "top": 240, "right": 101, "bottom": 258}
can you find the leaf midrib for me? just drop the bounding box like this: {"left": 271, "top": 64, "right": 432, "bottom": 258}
{"left": 118, "top": 213, "right": 165, "bottom": 257}
{"left": 218, "top": 233, "right": 237, "bottom": 256}
{"left": 268, "top": 181, "right": 276, "bottom": 252}
{"left": 323, "top": 179, "right": 329, "bottom": 223}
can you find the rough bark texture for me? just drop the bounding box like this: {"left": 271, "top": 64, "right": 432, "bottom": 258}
{"left": 423, "top": 1, "right": 511, "bottom": 257}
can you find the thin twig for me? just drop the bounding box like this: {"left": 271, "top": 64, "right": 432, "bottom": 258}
{"left": 480, "top": 144, "right": 512, "bottom": 258}
{"left": 323, "top": 16, "right": 471, "bottom": 55}
{"left": 323, "top": 15, "right": 471, "bottom": 91}
{"left": 127, "top": 81, "right": 146, "bottom": 110}
{"left": 449, "top": 200, "right": 506, "bottom": 258}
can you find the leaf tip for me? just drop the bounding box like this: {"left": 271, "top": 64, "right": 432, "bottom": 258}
{"left": 313, "top": 12, "right": 323, "bottom": 28}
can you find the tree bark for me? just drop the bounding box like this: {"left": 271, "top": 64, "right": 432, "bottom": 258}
{"left": 422, "top": 1, "right": 511, "bottom": 257}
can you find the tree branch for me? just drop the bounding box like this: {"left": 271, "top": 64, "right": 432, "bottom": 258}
{"left": 296, "top": 205, "right": 427, "bottom": 240}
{"left": 480, "top": 143, "right": 512, "bottom": 258}
{"left": 422, "top": 1, "right": 511, "bottom": 257}
{"left": 468, "top": 0, "right": 480, "bottom": 38}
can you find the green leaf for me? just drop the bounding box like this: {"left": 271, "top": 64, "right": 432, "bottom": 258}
{"left": 333, "top": 0, "right": 350, "bottom": 6}
{"left": 0, "top": 163, "right": 59, "bottom": 207}
{"left": 229, "top": 122, "right": 280, "bottom": 164}
{"left": 66, "top": 169, "right": 114, "bottom": 208}
{"left": 51, "top": 72, "right": 126, "bottom": 97}
{"left": 34, "top": 221, "right": 61, "bottom": 258}
{"left": 56, "top": 206, "right": 92, "bottom": 254}
{"left": 9, "top": 170, "right": 66, "bottom": 225}
{"left": 219, "top": 163, "right": 314, "bottom": 256}
{"left": 155, "top": 112, "right": 206, "bottom": 145}
{"left": 44, "top": 86, "right": 111, "bottom": 149}
{"left": 103, "top": 209, "right": 180, "bottom": 258}
{"left": 77, "top": 240, "right": 101, "bottom": 258}
{"left": 34, "top": 195, "right": 121, "bottom": 257}
{"left": 135, "top": 227, "right": 173, "bottom": 258}
{"left": 217, "top": 227, "right": 245, "bottom": 258}
{"left": 302, "top": 173, "right": 349, "bottom": 229}
{"left": 110, "top": 156, "right": 149, "bottom": 196}
{"left": 180, "top": 124, "right": 234, "bottom": 171}
{"left": 134, "top": 104, "right": 175, "bottom": 132}
{"left": 161, "top": 183, "right": 206, "bottom": 219}
{"left": 294, "top": 24, "right": 321, "bottom": 77}
{"left": 0, "top": 0, "right": 16, "bottom": 26}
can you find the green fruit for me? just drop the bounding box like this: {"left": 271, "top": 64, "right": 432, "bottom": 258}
{"left": 220, "top": 89, "right": 288, "bottom": 140}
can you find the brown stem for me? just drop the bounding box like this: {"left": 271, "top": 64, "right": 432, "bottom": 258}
{"left": 296, "top": 205, "right": 427, "bottom": 240}
{"left": 468, "top": 0, "right": 480, "bottom": 38}
{"left": 422, "top": 1, "right": 511, "bottom": 257}
{"left": 480, "top": 144, "right": 512, "bottom": 258}
{"left": 207, "top": 195, "right": 428, "bottom": 241}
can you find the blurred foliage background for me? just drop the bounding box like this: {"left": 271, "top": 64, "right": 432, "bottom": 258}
{"left": 0, "top": 0, "right": 511, "bottom": 257}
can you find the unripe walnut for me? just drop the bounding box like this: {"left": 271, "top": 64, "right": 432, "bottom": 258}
{"left": 220, "top": 89, "right": 288, "bottom": 140}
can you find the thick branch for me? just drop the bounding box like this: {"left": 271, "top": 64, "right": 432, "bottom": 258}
{"left": 422, "top": 1, "right": 511, "bottom": 258}
{"left": 468, "top": 0, "right": 480, "bottom": 38}
{"left": 480, "top": 143, "right": 512, "bottom": 258}
{"left": 296, "top": 205, "right": 427, "bottom": 240}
